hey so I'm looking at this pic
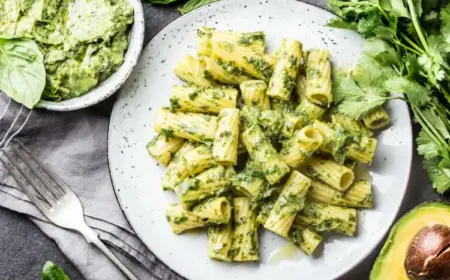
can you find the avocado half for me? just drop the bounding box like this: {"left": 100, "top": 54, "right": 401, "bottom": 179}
{"left": 370, "top": 201, "right": 450, "bottom": 280}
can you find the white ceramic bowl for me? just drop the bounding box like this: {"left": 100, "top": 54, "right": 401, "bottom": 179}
{"left": 36, "top": 0, "right": 144, "bottom": 111}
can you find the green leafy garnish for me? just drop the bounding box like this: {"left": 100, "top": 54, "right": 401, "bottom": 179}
{"left": 179, "top": 0, "right": 217, "bottom": 14}
{"left": 327, "top": 0, "right": 450, "bottom": 193}
{"left": 0, "top": 38, "right": 45, "bottom": 109}
{"left": 41, "top": 261, "right": 70, "bottom": 280}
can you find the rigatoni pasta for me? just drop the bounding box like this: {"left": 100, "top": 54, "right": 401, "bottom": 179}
{"left": 305, "top": 49, "right": 332, "bottom": 106}
{"left": 280, "top": 125, "right": 323, "bottom": 168}
{"left": 203, "top": 56, "right": 252, "bottom": 85}
{"left": 183, "top": 144, "right": 215, "bottom": 176}
{"left": 176, "top": 165, "right": 228, "bottom": 209}
{"left": 147, "top": 26, "right": 390, "bottom": 263}
{"left": 161, "top": 142, "right": 197, "bottom": 191}
{"left": 154, "top": 108, "right": 218, "bottom": 143}
{"left": 242, "top": 125, "right": 290, "bottom": 184}
{"left": 211, "top": 41, "right": 276, "bottom": 81}
{"left": 213, "top": 108, "right": 239, "bottom": 165}
{"left": 170, "top": 85, "right": 238, "bottom": 114}
{"left": 240, "top": 80, "right": 270, "bottom": 109}
{"left": 192, "top": 197, "right": 232, "bottom": 224}
{"left": 230, "top": 197, "right": 260, "bottom": 262}
{"left": 289, "top": 225, "right": 322, "bottom": 256}
{"left": 173, "top": 54, "right": 215, "bottom": 87}
{"left": 146, "top": 132, "right": 185, "bottom": 166}
{"left": 306, "top": 157, "right": 355, "bottom": 192}
{"left": 363, "top": 107, "right": 390, "bottom": 130}
{"left": 208, "top": 223, "right": 233, "bottom": 262}
{"left": 266, "top": 39, "right": 303, "bottom": 100}
{"left": 166, "top": 204, "right": 204, "bottom": 234}
{"left": 197, "top": 26, "right": 266, "bottom": 57}
{"left": 264, "top": 171, "right": 311, "bottom": 237}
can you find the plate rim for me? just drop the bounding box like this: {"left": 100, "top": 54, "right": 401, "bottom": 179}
{"left": 107, "top": 0, "right": 414, "bottom": 278}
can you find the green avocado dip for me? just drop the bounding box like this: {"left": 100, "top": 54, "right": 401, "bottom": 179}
{"left": 0, "top": 0, "right": 134, "bottom": 101}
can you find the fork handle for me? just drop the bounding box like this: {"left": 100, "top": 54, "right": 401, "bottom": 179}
{"left": 78, "top": 224, "right": 140, "bottom": 280}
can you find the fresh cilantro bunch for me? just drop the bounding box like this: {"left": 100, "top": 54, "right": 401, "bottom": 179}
{"left": 327, "top": 0, "right": 450, "bottom": 194}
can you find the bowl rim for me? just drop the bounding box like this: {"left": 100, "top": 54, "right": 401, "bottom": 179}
{"left": 35, "top": 0, "right": 145, "bottom": 111}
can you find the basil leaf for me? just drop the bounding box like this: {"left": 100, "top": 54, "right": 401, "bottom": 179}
{"left": 41, "top": 261, "right": 70, "bottom": 280}
{"left": 0, "top": 38, "right": 45, "bottom": 109}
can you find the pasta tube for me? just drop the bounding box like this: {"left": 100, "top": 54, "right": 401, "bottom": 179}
{"left": 305, "top": 50, "right": 332, "bottom": 106}
{"left": 211, "top": 41, "right": 276, "bottom": 81}
{"left": 173, "top": 54, "right": 215, "bottom": 87}
{"left": 280, "top": 125, "right": 323, "bottom": 168}
{"left": 170, "top": 85, "right": 238, "bottom": 114}
{"left": 213, "top": 108, "right": 239, "bottom": 166}
{"left": 306, "top": 180, "right": 373, "bottom": 208}
{"left": 208, "top": 223, "right": 233, "bottom": 262}
{"left": 154, "top": 108, "right": 218, "bottom": 143}
{"left": 331, "top": 112, "right": 373, "bottom": 137}
{"left": 161, "top": 142, "right": 198, "bottom": 191}
{"left": 230, "top": 197, "right": 259, "bottom": 261}
{"left": 343, "top": 180, "right": 373, "bottom": 208}
{"left": 267, "top": 39, "right": 303, "bottom": 100}
{"left": 146, "top": 132, "right": 185, "bottom": 166}
{"left": 242, "top": 125, "right": 290, "bottom": 184}
{"left": 232, "top": 161, "right": 266, "bottom": 197}
{"left": 197, "top": 27, "right": 266, "bottom": 57}
{"left": 183, "top": 144, "right": 215, "bottom": 176}
{"left": 306, "top": 157, "right": 354, "bottom": 192}
{"left": 289, "top": 225, "right": 322, "bottom": 256}
{"left": 192, "top": 197, "right": 232, "bottom": 224}
{"left": 296, "top": 93, "right": 326, "bottom": 129}
{"left": 363, "top": 107, "right": 390, "bottom": 130}
{"left": 240, "top": 80, "right": 270, "bottom": 109}
{"left": 203, "top": 56, "right": 252, "bottom": 85}
{"left": 313, "top": 120, "right": 377, "bottom": 164}
{"left": 296, "top": 200, "right": 357, "bottom": 236}
{"left": 176, "top": 165, "right": 228, "bottom": 209}
{"left": 166, "top": 204, "right": 204, "bottom": 234}
{"left": 281, "top": 113, "right": 302, "bottom": 138}
{"left": 295, "top": 69, "right": 307, "bottom": 102}
{"left": 264, "top": 171, "right": 311, "bottom": 237}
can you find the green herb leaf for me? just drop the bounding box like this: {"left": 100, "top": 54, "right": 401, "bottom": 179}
{"left": 178, "top": 0, "right": 216, "bottom": 14}
{"left": 0, "top": 38, "right": 45, "bottom": 109}
{"left": 417, "top": 130, "right": 441, "bottom": 159}
{"left": 148, "top": 0, "right": 178, "bottom": 3}
{"left": 326, "top": 18, "right": 357, "bottom": 30}
{"left": 41, "top": 262, "right": 70, "bottom": 280}
{"left": 423, "top": 157, "right": 450, "bottom": 194}
{"left": 384, "top": 77, "right": 431, "bottom": 106}
{"left": 388, "top": 0, "right": 410, "bottom": 18}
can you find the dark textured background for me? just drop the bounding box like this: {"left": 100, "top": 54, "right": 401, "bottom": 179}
{"left": 0, "top": 1, "right": 443, "bottom": 279}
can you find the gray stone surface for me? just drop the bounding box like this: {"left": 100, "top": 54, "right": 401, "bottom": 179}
{"left": 0, "top": 1, "right": 445, "bottom": 280}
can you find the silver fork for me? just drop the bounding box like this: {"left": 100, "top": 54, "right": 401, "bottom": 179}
{"left": 0, "top": 140, "right": 139, "bottom": 280}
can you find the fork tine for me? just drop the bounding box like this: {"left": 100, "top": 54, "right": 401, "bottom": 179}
{"left": 1, "top": 145, "right": 61, "bottom": 206}
{"left": 0, "top": 150, "right": 51, "bottom": 212}
{"left": 10, "top": 140, "right": 67, "bottom": 198}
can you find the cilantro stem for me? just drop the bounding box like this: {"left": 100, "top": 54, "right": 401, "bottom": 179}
{"left": 406, "top": 0, "right": 429, "bottom": 54}
{"left": 440, "top": 86, "right": 450, "bottom": 104}
{"left": 399, "top": 33, "right": 425, "bottom": 55}
{"left": 414, "top": 107, "right": 449, "bottom": 149}
{"left": 393, "top": 39, "right": 422, "bottom": 56}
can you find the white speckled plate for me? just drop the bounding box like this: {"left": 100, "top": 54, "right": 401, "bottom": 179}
{"left": 108, "top": 1, "right": 413, "bottom": 279}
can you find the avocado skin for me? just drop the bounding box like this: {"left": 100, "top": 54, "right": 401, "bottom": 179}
{"left": 370, "top": 201, "right": 450, "bottom": 280}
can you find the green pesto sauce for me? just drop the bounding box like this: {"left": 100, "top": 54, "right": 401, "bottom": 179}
{"left": 0, "top": 0, "right": 134, "bottom": 101}
{"left": 244, "top": 56, "right": 273, "bottom": 80}
{"left": 237, "top": 32, "right": 265, "bottom": 47}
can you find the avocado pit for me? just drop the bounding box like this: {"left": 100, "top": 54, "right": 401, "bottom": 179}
{"left": 405, "top": 224, "right": 450, "bottom": 280}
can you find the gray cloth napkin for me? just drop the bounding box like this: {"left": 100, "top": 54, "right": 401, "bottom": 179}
{"left": 0, "top": 95, "right": 183, "bottom": 280}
